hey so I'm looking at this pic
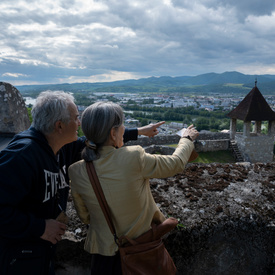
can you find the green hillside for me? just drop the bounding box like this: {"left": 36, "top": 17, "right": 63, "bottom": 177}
{"left": 16, "top": 71, "right": 275, "bottom": 96}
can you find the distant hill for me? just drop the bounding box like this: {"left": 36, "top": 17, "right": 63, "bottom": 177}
{"left": 183, "top": 71, "right": 273, "bottom": 85}
{"left": 16, "top": 71, "right": 275, "bottom": 96}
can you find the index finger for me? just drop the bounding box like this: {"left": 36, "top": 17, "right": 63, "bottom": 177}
{"left": 154, "top": 121, "right": 165, "bottom": 127}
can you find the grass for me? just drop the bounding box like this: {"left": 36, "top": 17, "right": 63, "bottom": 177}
{"left": 167, "top": 144, "right": 235, "bottom": 163}
{"left": 191, "top": 150, "right": 235, "bottom": 163}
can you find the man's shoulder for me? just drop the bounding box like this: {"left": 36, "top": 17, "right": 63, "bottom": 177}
{"left": 4, "top": 136, "right": 39, "bottom": 153}
{"left": 5, "top": 128, "right": 46, "bottom": 149}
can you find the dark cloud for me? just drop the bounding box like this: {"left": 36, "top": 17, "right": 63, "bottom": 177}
{"left": 220, "top": 0, "right": 275, "bottom": 17}
{"left": 1, "top": 0, "right": 275, "bottom": 85}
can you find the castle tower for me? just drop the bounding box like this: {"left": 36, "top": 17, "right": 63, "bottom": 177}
{"left": 0, "top": 82, "right": 30, "bottom": 134}
{"left": 227, "top": 82, "right": 275, "bottom": 162}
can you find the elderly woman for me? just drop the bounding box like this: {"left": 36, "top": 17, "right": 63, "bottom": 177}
{"left": 68, "top": 101, "right": 198, "bottom": 274}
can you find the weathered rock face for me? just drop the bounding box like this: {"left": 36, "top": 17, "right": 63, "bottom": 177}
{"left": 55, "top": 162, "right": 275, "bottom": 275}
{"left": 155, "top": 162, "right": 275, "bottom": 274}
{"left": 0, "top": 82, "right": 30, "bottom": 134}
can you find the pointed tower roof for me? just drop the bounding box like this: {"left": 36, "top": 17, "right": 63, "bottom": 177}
{"left": 227, "top": 84, "right": 275, "bottom": 121}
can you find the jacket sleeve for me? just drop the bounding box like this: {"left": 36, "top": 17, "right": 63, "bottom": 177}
{"left": 0, "top": 151, "right": 45, "bottom": 240}
{"left": 68, "top": 165, "right": 90, "bottom": 224}
{"left": 138, "top": 138, "right": 194, "bottom": 179}
{"left": 123, "top": 128, "right": 138, "bottom": 143}
{"left": 70, "top": 189, "right": 90, "bottom": 225}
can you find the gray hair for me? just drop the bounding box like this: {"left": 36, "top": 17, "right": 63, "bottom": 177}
{"left": 81, "top": 101, "right": 124, "bottom": 161}
{"left": 31, "top": 90, "right": 75, "bottom": 135}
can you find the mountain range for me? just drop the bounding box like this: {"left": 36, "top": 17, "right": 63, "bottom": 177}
{"left": 15, "top": 71, "right": 275, "bottom": 96}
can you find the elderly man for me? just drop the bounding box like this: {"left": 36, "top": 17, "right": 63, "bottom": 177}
{"left": 0, "top": 90, "right": 164, "bottom": 274}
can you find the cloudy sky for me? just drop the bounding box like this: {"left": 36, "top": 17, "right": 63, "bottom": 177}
{"left": 1, "top": 0, "right": 275, "bottom": 85}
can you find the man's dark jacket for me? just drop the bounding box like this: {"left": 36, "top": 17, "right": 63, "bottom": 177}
{"left": 0, "top": 127, "right": 137, "bottom": 245}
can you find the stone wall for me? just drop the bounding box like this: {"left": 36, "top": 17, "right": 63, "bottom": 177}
{"left": 55, "top": 218, "right": 275, "bottom": 275}
{"left": 55, "top": 162, "right": 275, "bottom": 275}
{"left": 127, "top": 132, "right": 230, "bottom": 153}
{"left": 236, "top": 134, "right": 274, "bottom": 162}
{"left": 165, "top": 218, "right": 275, "bottom": 275}
{"left": 128, "top": 130, "right": 275, "bottom": 162}
{"left": 0, "top": 82, "right": 30, "bottom": 134}
{"left": 127, "top": 134, "right": 180, "bottom": 146}
{"left": 144, "top": 139, "right": 230, "bottom": 156}
{"left": 194, "top": 139, "right": 229, "bottom": 152}
{"left": 144, "top": 144, "right": 175, "bottom": 155}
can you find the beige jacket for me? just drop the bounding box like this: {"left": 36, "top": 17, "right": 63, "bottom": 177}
{"left": 68, "top": 138, "right": 194, "bottom": 256}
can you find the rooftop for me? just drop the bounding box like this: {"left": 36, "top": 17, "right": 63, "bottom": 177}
{"left": 227, "top": 85, "right": 275, "bottom": 121}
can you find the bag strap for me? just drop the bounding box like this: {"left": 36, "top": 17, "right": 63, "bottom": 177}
{"left": 85, "top": 161, "right": 119, "bottom": 244}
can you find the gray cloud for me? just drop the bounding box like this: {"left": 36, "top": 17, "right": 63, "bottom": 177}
{"left": 218, "top": 0, "right": 275, "bottom": 18}
{"left": 1, "top": 0, "right": 275, "bottom": 85}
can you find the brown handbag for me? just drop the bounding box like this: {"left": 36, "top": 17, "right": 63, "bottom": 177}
{"left": 86, "top": 161, "right": 178, "bottom": 275}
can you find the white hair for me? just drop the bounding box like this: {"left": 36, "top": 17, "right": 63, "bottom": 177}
{"left": 31, "top": 90, "right": 75, "bottom": 134}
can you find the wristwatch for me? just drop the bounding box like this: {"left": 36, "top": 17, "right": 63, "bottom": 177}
{"left": 182, "top": 135, "right": 193, "bottom": 141}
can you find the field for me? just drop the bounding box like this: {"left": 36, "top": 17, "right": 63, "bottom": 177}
{"left": 168, "top": 144, "right": 236, "bottom": 163}
{"left": 191, "top": 150, "right": 235, "bottom": 163}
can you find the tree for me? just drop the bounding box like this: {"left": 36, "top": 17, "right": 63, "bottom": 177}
{"left": 196, "top": 118, "right": 210, "bottom": 131}
{"left": 219, "top": 119, "right": 230, "bottom": 130}
{"left": 27, "top": 107, "right": 33, "bottom": 123}
{"left": 141, "top": 118, "right": 148, "bottom": 126}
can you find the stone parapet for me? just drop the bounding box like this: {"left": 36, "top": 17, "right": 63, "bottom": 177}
{"left": 236, "top": 134, "right": 274, "bottom": 162}
{"left": 127, "top": 132, "right": 230, "bottom": 153}
{"left": 55, "top": 162, "right": 275, "bottom": 274}
{"left": 0, "top": 82, "right": 30, "bottom": 134}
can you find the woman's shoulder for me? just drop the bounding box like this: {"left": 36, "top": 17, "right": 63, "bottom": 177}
{"left": 112, "top": 145, "right": 145, "bottom": 164}
{"left": 68, "top": 159, "right": 85, "bottom": 173}
{"left": 121, "top": 144, "right": 144, "bottom": 155}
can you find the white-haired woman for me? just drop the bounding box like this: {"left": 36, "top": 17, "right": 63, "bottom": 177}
{"left": 68, "top": 101, "right": 199, "bottom": 274}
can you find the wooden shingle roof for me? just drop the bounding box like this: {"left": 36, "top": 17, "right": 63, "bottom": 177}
{"left": 227, "top": 86, "right": 275, "bottom": 121}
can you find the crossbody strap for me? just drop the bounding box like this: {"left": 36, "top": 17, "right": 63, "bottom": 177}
{"left": 85, "top": 161, "right": 118, "bottom": 243}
